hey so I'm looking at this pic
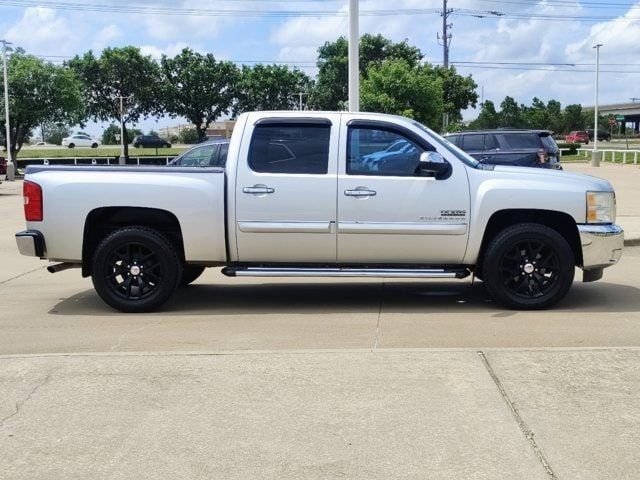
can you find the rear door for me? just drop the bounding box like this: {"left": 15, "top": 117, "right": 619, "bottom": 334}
{"left": 235, "top": 115, "right": 339, "bottom": 262}
{"left": 462, "top": 133, "right": 499, "bottom": 164}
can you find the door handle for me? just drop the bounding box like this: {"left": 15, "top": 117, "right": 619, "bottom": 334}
{"left": 345, "top": 189, "right": 377, "bottom": 197}
{"left": 243, "top": 186, "right": 275, "bottom": 195}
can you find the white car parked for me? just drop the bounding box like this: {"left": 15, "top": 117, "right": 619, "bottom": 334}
{"left": 61, "top": 134, "right": 100, "bottom": 149}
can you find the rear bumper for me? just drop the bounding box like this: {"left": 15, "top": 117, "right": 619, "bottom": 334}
{"left": 15, "top": 230, "right": 46, "bottom": 258}
{"left": 578, "top": 224, "right": 624, "bottom": 270}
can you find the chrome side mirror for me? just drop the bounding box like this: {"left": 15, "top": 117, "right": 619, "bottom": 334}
{"left": 419, "top": 151, "right": 450, "bottom": 177}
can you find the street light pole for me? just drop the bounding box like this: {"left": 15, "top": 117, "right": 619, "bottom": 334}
{"left": 1, "top": 39, "right": 14, "bottom": 181}
{"left": 592, "top": 43, "right": 603, "bottom": 167}
{"left": 348, "top": 0, "right": 360, "bottom": 112}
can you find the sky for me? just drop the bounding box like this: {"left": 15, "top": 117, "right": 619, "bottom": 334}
{"left": 1, "top": 0, "right": 639, "bottom": 136}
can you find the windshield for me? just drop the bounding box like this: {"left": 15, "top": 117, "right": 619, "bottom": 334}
{"left": 411, "top": 121, "right": 480, "bottom": 168}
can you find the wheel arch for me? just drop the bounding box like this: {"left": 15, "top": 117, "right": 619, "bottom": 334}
{"left": 82, "top": 206, "right": 184, "bottom": 277}
{"left": 476, "top": 209, "right": 583, "bottom": 272}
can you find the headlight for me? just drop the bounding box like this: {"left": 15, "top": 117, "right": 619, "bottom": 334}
{"left": 586, "top": 191, "right": 616, "bottom": 224}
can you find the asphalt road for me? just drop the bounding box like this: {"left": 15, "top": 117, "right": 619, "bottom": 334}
{"left": 1, "top": 176, "right": 640, "bottom": 479}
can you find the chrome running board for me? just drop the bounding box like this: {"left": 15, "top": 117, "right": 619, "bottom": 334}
{"left": 222, "top": 267, "right": 470, "bottom": 279}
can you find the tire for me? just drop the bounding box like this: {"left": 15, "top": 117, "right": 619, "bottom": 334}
{"left": 180, "top": 265, "right": 206, "bottom": 286}
{"left": 91, "top": 226, "right": 181, "bottom": 313}
{"left": 482, "top": 223, "right": 575, "bottom": 310}
{"left": 91, "top": 143, "right": 98, "bottom": 149}
{"left": 68, "top": 143, "right": 75, "bottom": 149}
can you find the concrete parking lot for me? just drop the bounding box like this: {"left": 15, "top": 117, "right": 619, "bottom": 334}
{"left": 2, "top": 164, "right": 640, "bottom": 479}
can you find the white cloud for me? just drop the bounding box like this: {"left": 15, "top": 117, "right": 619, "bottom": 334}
{"left": 5, "top": 7, "right": 78, "bottom": 55}
{"left": 92, "top": 25, "right": 123, "bottom": 51}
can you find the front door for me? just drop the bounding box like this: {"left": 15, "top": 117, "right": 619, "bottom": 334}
{"left": 235, "top": 116, "right": 339, "bottom": 263}
{"left": 337, "top": 119, "right": 471, "bottom": 264}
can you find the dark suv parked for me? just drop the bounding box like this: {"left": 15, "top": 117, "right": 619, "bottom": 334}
{"left": 586, "top": 129, "right": 611, "bottom": 142}
{"left": 132, "top": 135, "right": 172, "bottom": 149}
{"left": 445, "top": 129, "right": 561, "bottom": 169}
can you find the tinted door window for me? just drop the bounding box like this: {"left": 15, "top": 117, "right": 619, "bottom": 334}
{"left": 347, "top": 127, "right": 426, "bottom": 177}
{"left": 446, "top": 134, "right": 461, "bottom": 147}
{"left": 500, "top": 133, "right": 541, "bottom": 149}
{"left": 249, "top": 124, "right": 330, "bottom": 174}
{"left": 462, "top": 134, "right": 497, "bottom": 151}
{"left": 176, "top": 145, "right": 216, "bottom": 166}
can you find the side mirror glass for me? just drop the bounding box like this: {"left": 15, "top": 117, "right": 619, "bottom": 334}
{"left": 419, "top": 151, "right": 450, "bottom": 177}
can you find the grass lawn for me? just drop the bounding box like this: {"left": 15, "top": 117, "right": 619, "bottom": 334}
{"left": 17, "top": 147, "right": 188, "bottom": 159}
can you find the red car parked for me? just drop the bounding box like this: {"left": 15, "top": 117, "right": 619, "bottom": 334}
{"left": 565, "top": 131, "right": 589, "bottom": 144}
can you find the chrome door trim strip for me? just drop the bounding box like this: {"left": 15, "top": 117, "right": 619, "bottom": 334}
{"left": 337, "top": 222, "right": 467, "bottom": 235}
{"left": 238, "top": 221, "right": 333, "bottom": 234}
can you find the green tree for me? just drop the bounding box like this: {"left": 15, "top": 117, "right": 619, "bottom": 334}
{"left": 521, "top": 97, "right": 548, "bottom": 129}
{"left": 310, "top": 34, "right": 423, "bottom": 110}
{"left": 0, "top": 49, "right": 84, "bottom": 158}
{"left": 361, "top": 60, "right": 443, "bottom": 127}
{"left": 179, "top": 127, "right": 199, "bottom": 144}
{"left": 42, "top": 123, "right": 72, "bottom": 145}
{"left": 160, "top": 48, "right": 238, "bottom": 143}
{"left": 430, "top": 66, "right": 478, "bottom": 126}
{"left": 563, "top": 104, "right": 585, "bottom": 132}
{"left": 101, "top": 124, "right": 142, "bottom": 145}
{"left": 498, "top": 96, "right": 524, "bottom": 128}
{"left": 67, "top": 46, "right": 163, "bottom": 159}
{"left": 546, "top": 99, "right": 563, "bottom": 133}
{"left": 234, "top": 64, "right": 311, "bottom": 115}
{"left": 468, "top": 100, "right": 499, "bottom": 129}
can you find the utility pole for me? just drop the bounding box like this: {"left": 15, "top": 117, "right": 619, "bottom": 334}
{"left": 1, "top": 39, "right": 14, "bottom": 181}
{"left": 290, "top": 92, "right": 308, "bottom": 111}
{"left": 348, "top": 0, "right": 360, "bottom": 112}
{"left": 592, "top": 43, "right": 603, "bottom": 167}
{"left": 438, "top": 0, "right": 453, "bottom": 130}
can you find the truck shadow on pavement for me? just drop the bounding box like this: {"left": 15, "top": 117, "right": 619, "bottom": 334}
{"left": 49, "top": 280, "right": 640, "bottom": 316}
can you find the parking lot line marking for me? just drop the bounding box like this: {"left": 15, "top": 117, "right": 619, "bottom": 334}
{"left": 372, "top": 282, "right": 384, "bottom": 352}
{"left": 478, "top": 350, "right": 558, "bottom": 480}
{"left": 2, "top": 345, "right": 640, "bottom": 360}
{"left": 0, "top": 266, "right": 46, "bottom": 286}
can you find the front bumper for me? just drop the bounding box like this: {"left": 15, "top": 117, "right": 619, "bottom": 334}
{"left": 15, "top": 230, "right": 46, "bottom": 258}
{"left": 578, "top": 224, "right": 624, "bottom": 271}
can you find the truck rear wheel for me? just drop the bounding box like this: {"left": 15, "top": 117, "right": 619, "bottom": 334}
{"left": 180, "top": 265, "right": 206, "bottom": 286}
{"left": 482, "top": 223, "right": 574, "bottom": 309}
{"left": 91, "top": 226, "right": 181, "bottom": 313}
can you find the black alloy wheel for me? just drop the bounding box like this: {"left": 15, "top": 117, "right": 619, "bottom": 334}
{"left": 92, "top": 226, "right": 181, "bottom": 312}
{"left": 499, "top": 239, "right": 560, "bottom": 299}
{"left": 482, "top": 223, "right": 575, "bottom": 309}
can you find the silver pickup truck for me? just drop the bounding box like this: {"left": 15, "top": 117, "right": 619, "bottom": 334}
{"left": 16, "top": 111, "right": 623, "bottom": 312}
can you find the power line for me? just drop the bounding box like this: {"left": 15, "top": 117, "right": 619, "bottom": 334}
{"left": 2, "top": 0, "right": 639, "bottom": 22}
{"left": 0, "top": 0, "right": 441, "bottom": 17}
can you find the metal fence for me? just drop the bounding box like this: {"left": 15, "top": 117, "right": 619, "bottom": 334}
{"left": 575, "top": 149, "right": 640, "bottom": 164}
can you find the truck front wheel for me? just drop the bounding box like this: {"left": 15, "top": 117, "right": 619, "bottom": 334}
{"left": 91, "top": 226, "right": 181, "bottom": 313}
{"left": 482, "top": 223, "right": 575, "bottom": 309}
